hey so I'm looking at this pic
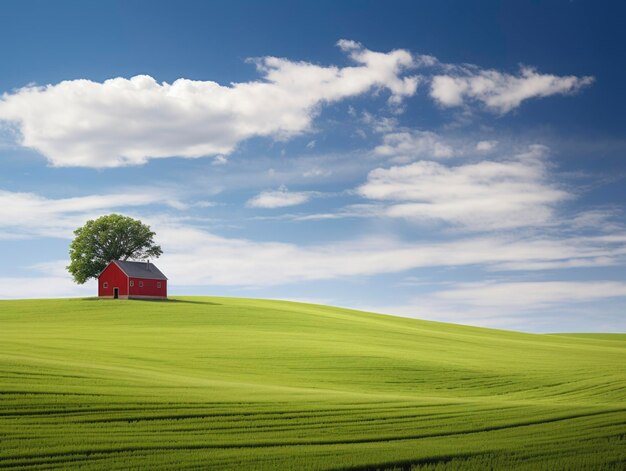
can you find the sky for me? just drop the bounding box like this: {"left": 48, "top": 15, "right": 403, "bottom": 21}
{"left": 0, "top": 0, "right": 625, "bottom": 332}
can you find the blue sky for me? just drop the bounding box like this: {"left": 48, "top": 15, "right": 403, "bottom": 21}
{"left": 1, "top": 0, "right": 625, "bottom": 332}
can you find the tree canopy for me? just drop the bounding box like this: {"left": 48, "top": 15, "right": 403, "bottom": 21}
{"left": 67, "top": 214, "right": 163, "bottom": 284}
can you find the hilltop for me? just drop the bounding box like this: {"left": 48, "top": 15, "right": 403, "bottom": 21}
{"left": 0, "top": 297, "right": 624, "bottom": 470}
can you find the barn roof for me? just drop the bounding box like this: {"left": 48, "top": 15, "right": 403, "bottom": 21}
{"left": 111, "top": 260, "right": 168, "bottom": 280}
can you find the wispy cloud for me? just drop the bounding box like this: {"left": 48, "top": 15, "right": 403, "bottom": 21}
{"left": 431, "top": 66, "right": 593, "bottom": 113}
{"left": 432, "top": 280, "right": 626, "bottom": 309}
{"left": 246, "top": 187, "right": 316, "bottom": 209}
{"left": 0, "top": 276, "right": 94, "bottom": 299}
{"left": 476, "top": 140, "right": 498, "bottom": 152}
{"left": 151, "top": 221, "right": 626, "bottom": 286}
{"left": 0, "top": 189, "right": 181, "bottom": 239}
{"left": 2, "top": 196, "right": 626, "bottom": 296}
{"left": 370, "top": 280, "right": 626, "bottom": 330}
{"left": 373, "top": 130, "right": 454, "bottom": 162}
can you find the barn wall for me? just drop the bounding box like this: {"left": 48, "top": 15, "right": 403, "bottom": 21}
{"left": 98, "top": 263, "right": 129, "bottom": 297}
{"left": 129, "top": 278, "right": 167, "bottom": 299}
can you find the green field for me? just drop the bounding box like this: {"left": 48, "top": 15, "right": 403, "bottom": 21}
{"left": 0, "top": 297, "right": 624, "bottom": 470}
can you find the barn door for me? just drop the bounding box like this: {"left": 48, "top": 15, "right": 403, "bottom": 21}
{"left": 113, "top": 288, "right": 119, "bottom": 299}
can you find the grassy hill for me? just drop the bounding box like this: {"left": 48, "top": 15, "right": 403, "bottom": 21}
{"left": 0, "top": 297, "right": 624, "bottom": 470}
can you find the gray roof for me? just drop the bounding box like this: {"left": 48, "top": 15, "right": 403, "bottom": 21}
{"left": 113, "top": 260, "right": 168, "bottom": 280}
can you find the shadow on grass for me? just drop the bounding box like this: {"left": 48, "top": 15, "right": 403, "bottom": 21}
{"left": 341, "top": 452, "right": 483, "bottom": 471}
{"left": 80, "top": 297, "right": 221, "bottom": 306}
{"left": 165, "top": 298, "right": 222, "bottom": 306}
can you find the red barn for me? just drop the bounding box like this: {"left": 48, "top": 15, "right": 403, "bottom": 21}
{"left": 98, "top": 260, "right": 168, "bottom": 300}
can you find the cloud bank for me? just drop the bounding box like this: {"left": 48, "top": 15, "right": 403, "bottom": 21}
{"left": 358, "top": 145, "right": 569, "bottom": 230}
{"left": 1, "top": 184, "right": 624, "bottom": 287}
{"left": 433, "top": 280, "right": 626, "bottom": 310}
{"left": 156, "top": 223, "right": 626, "bottom": 286}
{"left": 0, "top": 41, "right": 593, "bottom": 168}
{"left": 369, "top": 280, "right": 626, "bottom": 330}
{"left": 0, "top": 41, "right": 418, "bottom": 168}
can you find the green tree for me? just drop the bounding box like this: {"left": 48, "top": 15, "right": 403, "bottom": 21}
{"left": 67, "top": 214, "right": 163, "bottom": 284}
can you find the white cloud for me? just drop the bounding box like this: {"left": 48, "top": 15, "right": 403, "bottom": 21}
{"left": 27, "top": 260, "right": 70, "bottom": 277}
{"left": 0, "top": 41, "right": 418, "bottom": 168}
{"left": 212, "top": 155, "right": 228, "bottom": 166}
{"left": 476, "top": 140, "right": 497, "bottom": 152}
{"left": 192, "top": 200, "right": 218, "bottom": 208}
{"left": 151, "top": 219, "right": 626, "bottom": 287}
{"left": 360, "top": 112, "right": 399, "bottom": 134}
{"left": 373, "top": 130, "right": 454, "bottom": 162}
{"left": 568, "top": 209, "right": 624, "bottom": 232}
{"left": 285, "top": 204, "right": 383, "bottom": 221}
{"left": 2, "top": 204, "right": 626, "bottom": 295}
{"left": 0, "top": 260, "right": 94, "bottom": 299}
{"left": 358, "top": 145, "right": 569, "bottom": 230}
{"left": 369, "top": 280, "right": 626, "bottom": 330}
{"left": 0, "top": 189, "right": 178, "bottom": 239}
{"left": 433, "top": 280, "right": 626, "bottom": 310}
{"left": 0, "top": 276, "right": 94, "bottom": 299}
{"left": 0, "top": 42, "right": 593, "bottom": 168}
{"left": 431, "top": 66, "right": 593, "bottom": 113}
{"left": 302, "top": 167, "right": 332, "bottom": 178}
{"left": 246, "top": 187, "right": 314, "bottom": 209}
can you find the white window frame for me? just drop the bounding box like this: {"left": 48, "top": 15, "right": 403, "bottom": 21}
{"left": 103, "top": 282, "right": 108, "bottom": 288}
{"left": 139, "top": 281, "right": 144, "bottom": 288}
{"left": 130, "top": 280, "right": 134, "bottom": 287}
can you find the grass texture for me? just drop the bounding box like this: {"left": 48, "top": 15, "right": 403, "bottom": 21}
{"left": 0, "top": 297, "right": 624, "bottom": 470}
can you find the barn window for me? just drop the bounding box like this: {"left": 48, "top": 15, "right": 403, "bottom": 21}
{"left": 157, "top": 282, "right": 161, "bottom": 288}
{"left": 139, "top": 281, "right": 144, "bottom": 287}
{"left": 103, "top": 282, "right": 108, "bottom": 288}
{"left": 130, "top": 280, "right": 134, "bottom": 287}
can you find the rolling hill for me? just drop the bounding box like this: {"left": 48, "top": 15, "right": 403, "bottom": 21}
{"left": 0, "top": 297, "right": 624, "bottom": 470}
